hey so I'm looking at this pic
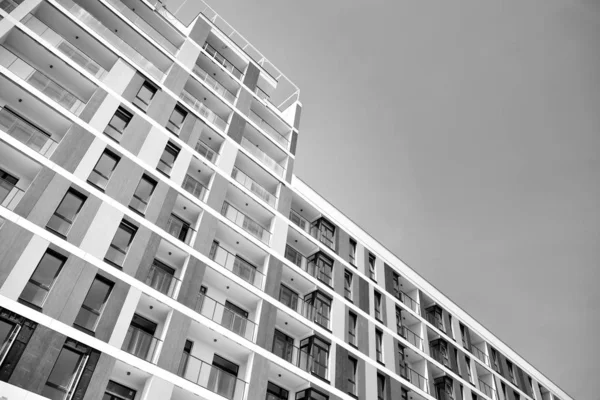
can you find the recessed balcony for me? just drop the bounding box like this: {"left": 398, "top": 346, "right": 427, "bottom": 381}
{"left": 164, "top": 194, "right": 202, "bottom": 245}
{"left": 193, "top": 63, "right": 237, "bottom": 105}
{"left": 247, "top": 100, "right": 292, "bottom": 149}
{"left": 221, "top": 197, "right": 272, "bottom": 245}
{"left": 143, "top": 239, "right": 187, "bottom": 299}
{"left": 181, "top": 90, "right": 229, "bottom": 134}
{"left": 0, "top": 141, "right": 42, "bottom": 212}
{"left": 182, "top": 157, "right": 213, "bottom": 203}
{"left": 201, "top": 38, "right": 246, "bottom": 81}
{"left": 397, "top": 309, "right": 424, "bottom": 351}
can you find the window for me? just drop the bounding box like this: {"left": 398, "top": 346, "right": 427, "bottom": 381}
{"left": 310, "top": 218, "right": 335, "bottom": 250}
{"left": 392, "top": 272, "right": 401, "bottom": 299}
{"left": 88, "top": 149, "right": 119, "bottom": 190}
{"left": 272, "top": 329, "right": 294, "bottom": 363}
{"left": 284, "top": 245, "right": 303, "bottom": 267}
{"left": 401, "top": 389, "right": 408, "bottom": 400}
{"left": 223, "top": 301, "right": 249, "bottom": 336}
{"left": 377, "top": 373, "right": 386, "bottom": 400}
{"left": 104, "top": 220, "right": 137, "bottom": 268}
{"left": 396, "top": 306, "right": 404, "bottom": 336}
{"left": 349, "top": 238, "right": 356, "bottom": 265}
{"left": 74, "top": 275, "right": 113, "bottom": 333}
{"left": 299, "top": 336, "right": 329, "bottom": 379}
{"left": 501, "top": 383, "right": 507, "bottom": 398}
{"left": 431, "top": 339, "right": 450, "bottom": 367}
{"left": 0, "top": 309, "right": 36, "bottom": 367}
{"left": 348, "top": 311, "right": 357, "bottom": 346}
{"left": 133, "top": 81, "right": 157, "bottom": 111}
{"left": 103, "top": 380, "right": 137, "bottom": 400}
{"left": 465, "top": 356, "right": 473, "bottom": 384}
{"left": 344, "top": 270, "right": 353, "bottom": 300}
{"left": 304, "top": 291, "right": 331, "bottom": 329}
{"left": 167, "top": 213, "right": 192, "bottom": 243}
{"left": 42, "top": 339, "right": 90, "bottom": 399}
{"left": 147, "top": 259, "right": 176, "bottom": 296}
{"left": 166, "top": 104, "right": 188, "bottom": 134}
{"left": 266, "top": 381, "right": 289, "bottom": 400}
{"left": 507, "top": 360, "right": 516, "bottom": 384}
{"left": 347, "top": 356, "right": 357, "bottom": 395}
{"left": 307, "top": 252, "right": 333, "bottom": 286}
{"left": 279, "top": 285, "right": 299, "bottom": 311}
{"left": 209, "top": 355, "right": 239, "bottom": 399}
{"left": 0, "top": 169, "right": 18, "bottom": 204}
{"left": 177, "top": 339, "right": 193, "bottom": 378}
{"left": 448, "top": 314, "right": 455, "bottom": 339}
{"left": 20, "top": 249, "right": 67, "bottom": 308}
{"left": 374, "top": 291, "right": 382, "bottom": 321}
{"left": 454, "top": 348, "right": 461, "bottom": 374}
{"left": 123, "top": 314, "right": 158, "bottom": 361}
{"left": 104, "top": 107, "right": 132, "bottom": 142}
{"left": 295, "top": 388, "right": 328, "bottom": 400}
{"left": 375, "top": 329, "right": 383, "bottom": 363}
{"left": 368, "top": 253, "right": 376, "bottom": 281}
{"left": 514, "top": 392, "right": 520, "bottom": 400}
{"left": 460, "top": 323, "right": 470, "bottom": 350}
{"left": 46, "top": 189, "right": 86, "bottom": 237}
{"left": 528, "top": 378, "right": 534, "bottom": 396}
{"left": 427, "top": 305, "right": 445, "bottom": 332}
{"left": 129, "top": 174, "right": 156, "bottom": 215}
{"left": 157, "top": 141, "right": 180, "bottom": 176}
{"left": 491, "top": 348, "right": 502, "bottom": 373}
{"left": 397, "top": 343, "right": 407, "bottom": 378}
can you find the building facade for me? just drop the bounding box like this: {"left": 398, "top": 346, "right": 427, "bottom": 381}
{"left": 0, "top": 1, "right": 571, "bottom": 400}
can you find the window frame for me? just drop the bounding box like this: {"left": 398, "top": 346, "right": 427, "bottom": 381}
{"left": 129, "top": 174, "right": 157, "bottom": 215}
{"left": 368, "top": 253, "right": 376, "bottom": 281}
{"left": 73, "top": 275, "right": 114, "bottom": 333}
{"left": 374, "top": 290, "right": 383, "bottom": 321}
{"left": 347, "top": 356, "right": 357, "bottom": 396}
{"left": 133, "top": 80, "right": 157, "bottom": 111}
{"left": 19, "top": 249, "right": 67, "bottom": 309}
{"left": 348, "top": 311, "right": 357, "bottom": 347}
{"left": 344, "top": 270, "right": 353, "bottom": 301}
{"left": 87, "top": 149, "right": 120, "bottom": 191}
{"left": 375, "top": 329, "right": 384, "bottom": 364}
{"left": 46, "top": 188, "right": 87, "bottom": 237}
{"left": 348, "top": 238, "right": 357, "bottom": 266}
{"left": 157, "top": 141, "right": 180, "bottom": 177}
{"left": 166, "top": 103, "right": 188, "bottom": 134}
{"left": 104, "top": 220, "right": 138, "bottom": 268}
{"left": 104, "top": 107, "right": 133, "bottom": 142}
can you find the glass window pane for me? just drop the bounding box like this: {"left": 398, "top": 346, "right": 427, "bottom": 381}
{"left": 54, "top": 191, "right": 85, "bottom": 221}
{"left": 137, "top": 83, "right": 156, "bottom": 104}
{"left": 169, "top": 106, "right": 186, "bottom": 126}
{"left": 109, "top": 114, "right": 127, "bottom": 131}
{"left": 45, "top": 347, "right": 83, "bottom": 391}
{"left": 82, "top": 278, "right": 112, "bottom": 311}
{"left": 30, "top": 251, "right": 65, "bottom": 287}
{"left": 95, "top": 152, "right": 119, "bottom": 177}
{"left": 134, "top": 177, "right": 155, "bottom": 202}
{"left": 112, "top": 224, "right": 135, "bottom": 250}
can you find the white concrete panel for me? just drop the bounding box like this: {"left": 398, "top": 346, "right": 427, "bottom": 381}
{"left": 355, "top": 242, "right": 365, "bottom": 276}
{"left": 217, "top": 140, "right": 238, "bottom": 176}
{"left": 383, "top": 330, "right": 394, "bottom": 366}
{"left": 137, "top": 125, "right": 169, "bottom": 169}
{"left": 140, "top": 376, "right": 174, "bottom": 400}
{"left": 88, "top": 94, "right": 121, "bottom": 134}
{"left": 331, "top": 294, "right": 346, "bottom": 339}
{"left": 10, "top": 0, "right": 42, "bottom": 23}
{"left": 269, "top": 215, "right": 288, "bottom": 255}
{"left": 170, "top": 147, "right": 192, "bottom": 186}
{"left": 368, "top": 321, "right": 376, "bottom": 360}
{"left": 72, "top": 136, "right": 106, "bottom": 181}
{"left": 177, "top": 39, "right": 201, "bottom": 70}
{"left": 103, "top": 59, "right": 136, "bottom": 95}
{"left": 364, "top": 361, "right": 377, "bottom": 398}
{"left": 78, "top": 201, "right": 123, "bottom": 260}
{"left": 108, "top": 286, "right": 142, "bottom": 348}
{"left": 0, "top": 380, "right": 50, "bottom": 400}
{"left": 0, "top": 234, "right": 49, "bottom": 300}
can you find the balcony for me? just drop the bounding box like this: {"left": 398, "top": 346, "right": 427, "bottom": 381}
{"left": 471, "top": 343, "right": 490, "bottom": 367}
{"left": 193, "top": 64, "right": 236, "bottom": 105}
{"left": 182, "top": 174, "right": 208, "bottom": 202}
{"left": 209, "top": 242, "right": 265, "bottom": 289}
{"left": 404, "top": 366, "right": 429, "bottom": 394}
{"left": 0, "top": 0, "right": 22, "bottom": 13}
{"left": 181, "top": 90, "right": 228, "bottom": 133}
{"left": 201, "top": 42, "right": 244, "bottom": 80}
{"left": 166, "top": 214, "right": 196, "bottom": 245}
{"left": 397, "top": 291, "right": 420, "bottom": 315}
{"left": 478, "top": 379, "right": 497, "bottom": 400}
{"left": 271, "top": 336, "right": 329, "bottom": 381}
{"left": 240, "top": 137, "right": 284, "bottom": 178}
{"left": 221, "top": 201, "right": 271, "bottom": 244}
{"left": 194, "top": 291, "right": 256, "bottom": 342}
{"left": 247, "top": 109, "right": 289, "bottom": 149}
{"left": 195, "top": 139, "right": 219, "bottom": 164}
{"left": 0, "top": 107, "right": 60, "bottom": 157}
{"left": 232, "top": 167, "right": 276, "bottom": 207}
{"left": 399, "top": 325, "right": 423, "bottom": 351}
{"left": 121, "top": 324, "right": 162, "bottom": 363}
{"left": 0, "top": 48, "right": 87, "bottom": 115}
{"left": 177, "top": 352, "right": 246, "bottom": 400}
{"left": 144, "top": 261, "right": 181, "bottom": 298}
{"left": 289, "top": 209, "right": 310, "bottom": 233}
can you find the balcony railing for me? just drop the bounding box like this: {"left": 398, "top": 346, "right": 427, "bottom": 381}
{"left": 0, "top": 47, "right": 86, "bottom": 115}
{"left": 145, "top": 263, "right": 181, "bottom": 298}
{"left": 399, "top": 325, "right": 423, "bottom": 351}
{"left": 471, "top": 343, "right": 490, "bottom": 366}
{"left": 240, "top": 137, "right": 284, "bottom": 178}
{"left": 0, "top": 179, "right": 24, "bottom": 212}
{"left": 195, "top": 140, "right": 218, "bottom": 164}
{"left": 231, "top": 167, "right": 276, "bottom": 207}
{"left": 181, "top": 90, "right": 228, "bottom": 132}
{"left": 166, "top": 215, "right": 196, "bottom": 245}
{"left": 0, "top": 0, "right": 23, "bottom": 13}
{"left": 182, "top": 174, "right": 208, "bottom": 202}
{"left": 395, "top": 290, "right": 420, "bottom": 315}
{"left": 289, "top": 209, "right": 310, "bottom": 233}
{"left": 271, "top": 341, "right": 328, "bottom": 380}
{"left": 0, "top": 107, "right": 59, "bottom": 157}
{"left": 404, "top": 366, "right": 429, "bottom": 394}
{"left": 103, "top": 0, "right": 179, "bottom": 55}
{"left": 195, "top": 292, "right": 256, "bottom": 342}
{"left": 247, "top": 109, "right": 289, "bottom": 148}
{"left": 221, "top": 201, "right": 271, "bottom": 244}
{"left": 193, "top": 64, "right": 236, "bottom": 104}
{"left": 22, "top": 15, "right": 107, "bottom": 79}
{"left": 54, "top": 0, "right": 165, "bottom": 80}
{"left": 177, "top": 353, "right": 246, "bottom": 400}
{"left": 478, "top": 379, "right": 497, "bottom": 400}
{"left": 121, "top": 325, "right": 161, "bottom": 363}
{"left": 209, "top": 243, "right": 265, "bottom": 290}
{"left": 202, "top": 42, "right": 243, "bottom": 80}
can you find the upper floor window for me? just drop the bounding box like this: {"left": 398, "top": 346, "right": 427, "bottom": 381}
{"left": 104, "top": 220, "right": 137, "bottom": 268}
{"left": 307, "top": 252, "right": 333, "bottom": 287}
{"left": 0, "top": 169, "right": 19, "bottom": 203}
{"left": 295, "top": 388, "right": 328, "bottom": 400}
{"left": 392, "top": 272, "right": 401, "bottom": 298}
{"left": 375, "top": 329, "right": 384, "bottom": 363}
{"left": 104, "top": 380, "right": 137, "bottom": 400}
{"left": 129, "top": 174, "right": 157, "bottom": 215}
{"left": 377, "top": 373, "right": 386, "bottom": 400}
{"left": 374, "top": 291, "right": 383, "bottom": 321}
{"left": 426, "top": 305, "right": 445, "bottom": 332}
{"left": 46, "top": 188, "right": 86, "bottom": 237}
{"left": 104, "top": 107, "right": 132, "bottom": 142}
{"left": 209, "top": 354, "right": 240, "bottom": 399}
{"left": 304, "top": 290, "right": 331, "bottom": 329}
{"left": 507, "top": 360, "right": 516, "bottom": 384}
{"left": 465, "top": 356, "right": 473, "bottom": 383}
{"left": 347, "top": 356, "right": 357, "bottom": 396}
{"left": 74, "top": 275, "right": 114, "bottom": 333}
{"left": 299, "top": 336, "right": 329, "bottom": 380}
{"left": 167, "top": 104, "right": 188, "bottom": 135}
{"left": 157, "top": 141, "right": 180, "bottom": 176}
{"left": 20, "top": 249, "right": 67, "bottom": 308}
{"left": 368, "top": 253, "right": 376, "bottom": 281}
{"left": 279, "top": 284, "right": 299, "bottom": 312}
{"left": 310, "top": 217, "right": 335, "bottom": 250}
{"left": 88, "top": 149, "right": 119, "bottom": 190}
{"left": 430, "top": 338, "right": 450, "bottom": 368}
{"left": 349, "top": 238, "right": 357, "bottom": 265}
{"left": 133, "top": 81, "right": 157, "bottom": 111}
{"left": 344, "top": 270, "right": 353, "bottom": 301}
{"left": 266, "top": 381, "right": 290, "bottom": 400}
{"left": 491, "top": 348, "right": 502, "bottom": 373}
{"left": 42, "top": 339, "right": 97, "bottom": 399}
{"left": 348, "top": 311, "right": 357, "bottom": 346}
{"left": 460, "top": 323, "right": 470, "bottom": 349}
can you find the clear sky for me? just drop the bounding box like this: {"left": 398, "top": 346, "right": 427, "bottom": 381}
{"left": 206, "top": 0, "right": 600, "bottom": 397}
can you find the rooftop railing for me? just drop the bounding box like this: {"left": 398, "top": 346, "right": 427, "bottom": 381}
{"left": 0, "top": 179, "right": 24, "bottom": 212}
{"left": 121, "top": 325, "right": 162, "bottom": 363}
{"left": 195, "top": 292, "right": 256, "bottom": 342}
{"left": 201, "top": 42, "right": 243, "bottom": 80}
{"left": 54, "top": 0, "right": 166, "bottom": 80}
{"left": 240, "top": 137, "right": 284, "bottom": 178}
{"left": 0, "top": 47, "right": 86, "bottom": 115}
{"left": 22, "top": 15, "right": 107, "bottom": 79}
{"left": 247, "top": 109, "right": 289, "bottom": 149}
{"left": 182, "top": 174, "right": 208, "bottom": 203}
{"left": 404, "top": 365, "right": 429, "bottom": 394}
{"left": 221, "top": 201, "right": 271, "bottom": 244}
{"left": 181, "top": 90, "right": 228, "bottom": 133}
{"left": 231, "top": 167, "right": 276, "bottom": 207}
{"left": 0, "top": 107, "right": 59, "bottom": 157}
{"left": 177, "top": 352, "right": 246, "bottom": 400}
{"left": 209, "top": 243, "right": 265, "bottom": 290}
{"left": 193, "top": 63, "right": 236, "bottom": 104}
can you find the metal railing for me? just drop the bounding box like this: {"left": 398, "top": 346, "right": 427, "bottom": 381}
{"left": 247, "top": 109, "right": 289, "bottom": 148}
{"left": 471, "top": 343, "right": 490, "bottom": 366}
{"left": 478, "top": 379, "right": 497, "bottom": 400}
{"left": 240, "top": 137, "right": 284, "bottom": 177}
{"left": 181, "top": 90, "right": 228, "bottom": 132}
{"left": 177, "top": 353, "right": 246, "bottom": 400}
{"left": 103, "top": 0, "right": 179, "bottom": 55}
{"left": 0, "top": 107, "right": 59, "bottom": 157}
{"left": 166, "top": 215, "right": 196, "bottom": 245}
{"left": 54, "top": 0, "right": 165, "bottom": 80}
{"left": 399, "top": 325, "right": 423, "bottom": 351}
{"left": 396, "top": 290, "right": 420, "bottom": 315}
{"left": 22, "top": 15, "right": 107, "bottom": 79}
{"left": 271, "top": 342, "right": 328, "bottom": 379}
{"left": 404, "top": 366, "right": 429, "bottom": 393}
{"left": 193, "top": 64, "right": 236, "bottom": 104}
{"left": 231, "top": 167, "right": 276, "bottom": 207}
{"left": 201, "top": 42, "right": 243, "bottom": 80}
{"left": 289, "top": 209, "right": 310, "bottom": 232}
{"left": 221, "top": 201, "right": 271, "bottom": 244}
{"left": 0, "top": 47, "right": 86, "bottom": 115}
{"left": 182, "top": 174, "right": 208, "bottom": 202}
{"left": 195, "top": 293, "right": 256, "bottom": 342}
{"left": 121, "top": 325, "right": 162, "bottom": 363}
{"left": 0, "top": 179, "right": 24, "bottom": 211}
{"left": 210, "top": 243, "right": 265, "bottom": 290}
{"left": 195, "top": 140, "right": 218, "bottom": 163}
{"left": 145, "top": 263, "right": 181, "bottom": 298}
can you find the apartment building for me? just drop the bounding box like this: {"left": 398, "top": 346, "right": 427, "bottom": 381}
{"left": 0, "top": 1, "right": 572, "bottom": 400}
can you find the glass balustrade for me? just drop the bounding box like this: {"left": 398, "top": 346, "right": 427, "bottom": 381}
{"left": 209, "top": 244, "right": 265, "bottom": 290}
{"left": 182, "top": 174, "right": 208, "bottom": 202}
{"left": 247, "top": 109, "right": 289, "bottom": 148}
{"left": 181, "top": 90, "right": 228, "bottom": 132}
{"left": 177, "top": 353, "right": 246, "bottom": 400}
{"left": 121, "top": 325, "right": 161, "bottom": 363}
{"left": 221, "top": 202, "right": 271, "bottom": 244}
{"left": 193, "top": 64, "right": 236, "bottom": 104}
{"left": 194, "top": 293, "right": 256, "bottom": 342}
{"left": 231, "top": 168, "right": 276, "bottom": 207}
{"left": 240, "top": 137, "right": 284, "bottom": 178}
{"left": 0, "top": 107, "right": 59, "bottom": 157}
